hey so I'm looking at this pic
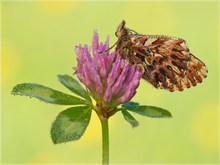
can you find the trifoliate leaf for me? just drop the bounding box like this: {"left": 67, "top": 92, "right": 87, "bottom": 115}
{"left": 122, "top": 101, "right": 139, "bottom": 109}
{"left": 12, "top": 83, "right": 87, "bottom": 105}
{"left": 58, "top": 75, "right": 91, "bottom": 102}
{"left": 122, "top": 102, "right": 172, "bottom": 118}
{"left": 51, "top": 106, "right": 92, "bottom": 144}
{"left": 121, "top": 109, "right": 139, "bottom": 128}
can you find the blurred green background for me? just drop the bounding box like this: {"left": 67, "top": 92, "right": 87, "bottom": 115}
{"left": 1, "top": 1, "right": 219, "bottom": 164}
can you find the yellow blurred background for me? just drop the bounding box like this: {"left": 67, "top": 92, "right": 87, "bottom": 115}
{"left": 1, "top": 1, "right": 218, "bottom": 164}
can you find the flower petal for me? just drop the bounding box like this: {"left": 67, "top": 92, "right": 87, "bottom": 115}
{"left": 104, "top": 85, "right": 112, "bottom": 103}
{"left": 111, "top": 60, "right": 130, "bottom": 95}
{"left": 92, "top": 31, "right": 99, "bottom": 56}
{"left": 114, "top": 83, "right": 136, "bottom": 106}
{"left": 107, "top": 55, "right": 121, "bottom": 87}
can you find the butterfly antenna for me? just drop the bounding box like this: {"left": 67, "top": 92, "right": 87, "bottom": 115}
{"left": 128, "top": 28, "right": 138, "bottom": 34}
{"left": 98, "top": 40, "right": 119, "bottom": 54}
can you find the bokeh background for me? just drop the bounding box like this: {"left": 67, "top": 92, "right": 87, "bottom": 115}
{"left": 1, "top": 1, "right": 219, "bottom": 164}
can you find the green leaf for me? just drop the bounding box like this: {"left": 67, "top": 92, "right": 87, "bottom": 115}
{"left": 123, "top": 102, "right": 172, "bottom": 118}
{"left": 12, "top": 83, "right": 87, "bottom": 105}
{"left": 58, "top": 75, "right": 91, "bottom": 101}
{"left": 51, "top": 106, "right": 92, "bottom": 144}
{"left": 121, "top": 109, "right": 139, "bottom": 128}
{"left": 122, "top": 101, "right": 139, "bottom": 109}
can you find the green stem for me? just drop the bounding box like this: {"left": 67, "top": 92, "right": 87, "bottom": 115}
{"left": 100, "top": 118, "right": 109, "bottom": 165}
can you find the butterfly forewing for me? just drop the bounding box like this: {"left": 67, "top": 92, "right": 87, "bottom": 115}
{"left": 115, "top": 20, "right": 208, "bottom": 92}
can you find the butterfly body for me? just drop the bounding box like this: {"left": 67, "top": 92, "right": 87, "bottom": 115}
{"left": 115, "top": 20, "right": 208, "bottom": 92}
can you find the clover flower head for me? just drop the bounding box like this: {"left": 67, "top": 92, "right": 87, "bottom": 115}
{"left": 75, "top": 31, "right": 142, "bottom": 116}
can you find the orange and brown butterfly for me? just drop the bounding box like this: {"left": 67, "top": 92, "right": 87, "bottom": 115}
{"left": 115, "top": 20, "right": 208, "bottom": 92}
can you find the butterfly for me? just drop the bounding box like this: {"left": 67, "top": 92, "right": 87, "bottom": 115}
{"left": 114, "top": 20, "right": 208, "bottom": 92}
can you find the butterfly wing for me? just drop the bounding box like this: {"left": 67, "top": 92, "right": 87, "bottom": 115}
{"left": 128, "top": 35, "right": 208, "bottom": 92}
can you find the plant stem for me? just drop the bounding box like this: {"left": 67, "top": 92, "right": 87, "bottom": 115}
{"left": 100, "top": 117, "right": 109, "bottom": 165}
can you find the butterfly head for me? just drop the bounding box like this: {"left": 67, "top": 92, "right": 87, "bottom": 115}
{"left": 115, "top": 20, "right": 128, "bottom": 38}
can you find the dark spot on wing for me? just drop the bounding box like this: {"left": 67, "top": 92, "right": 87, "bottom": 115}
{"left": 159, "top": 68, "right": 166, "bottom": 76}
{"left": 159, "top": 58, "right": 165, "bottom": 64}
{"left": 171, "top": 55, "right": 179, "bottom": 59}
{"left": 154, "top": 72, "right": 160, "bottom": 84}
